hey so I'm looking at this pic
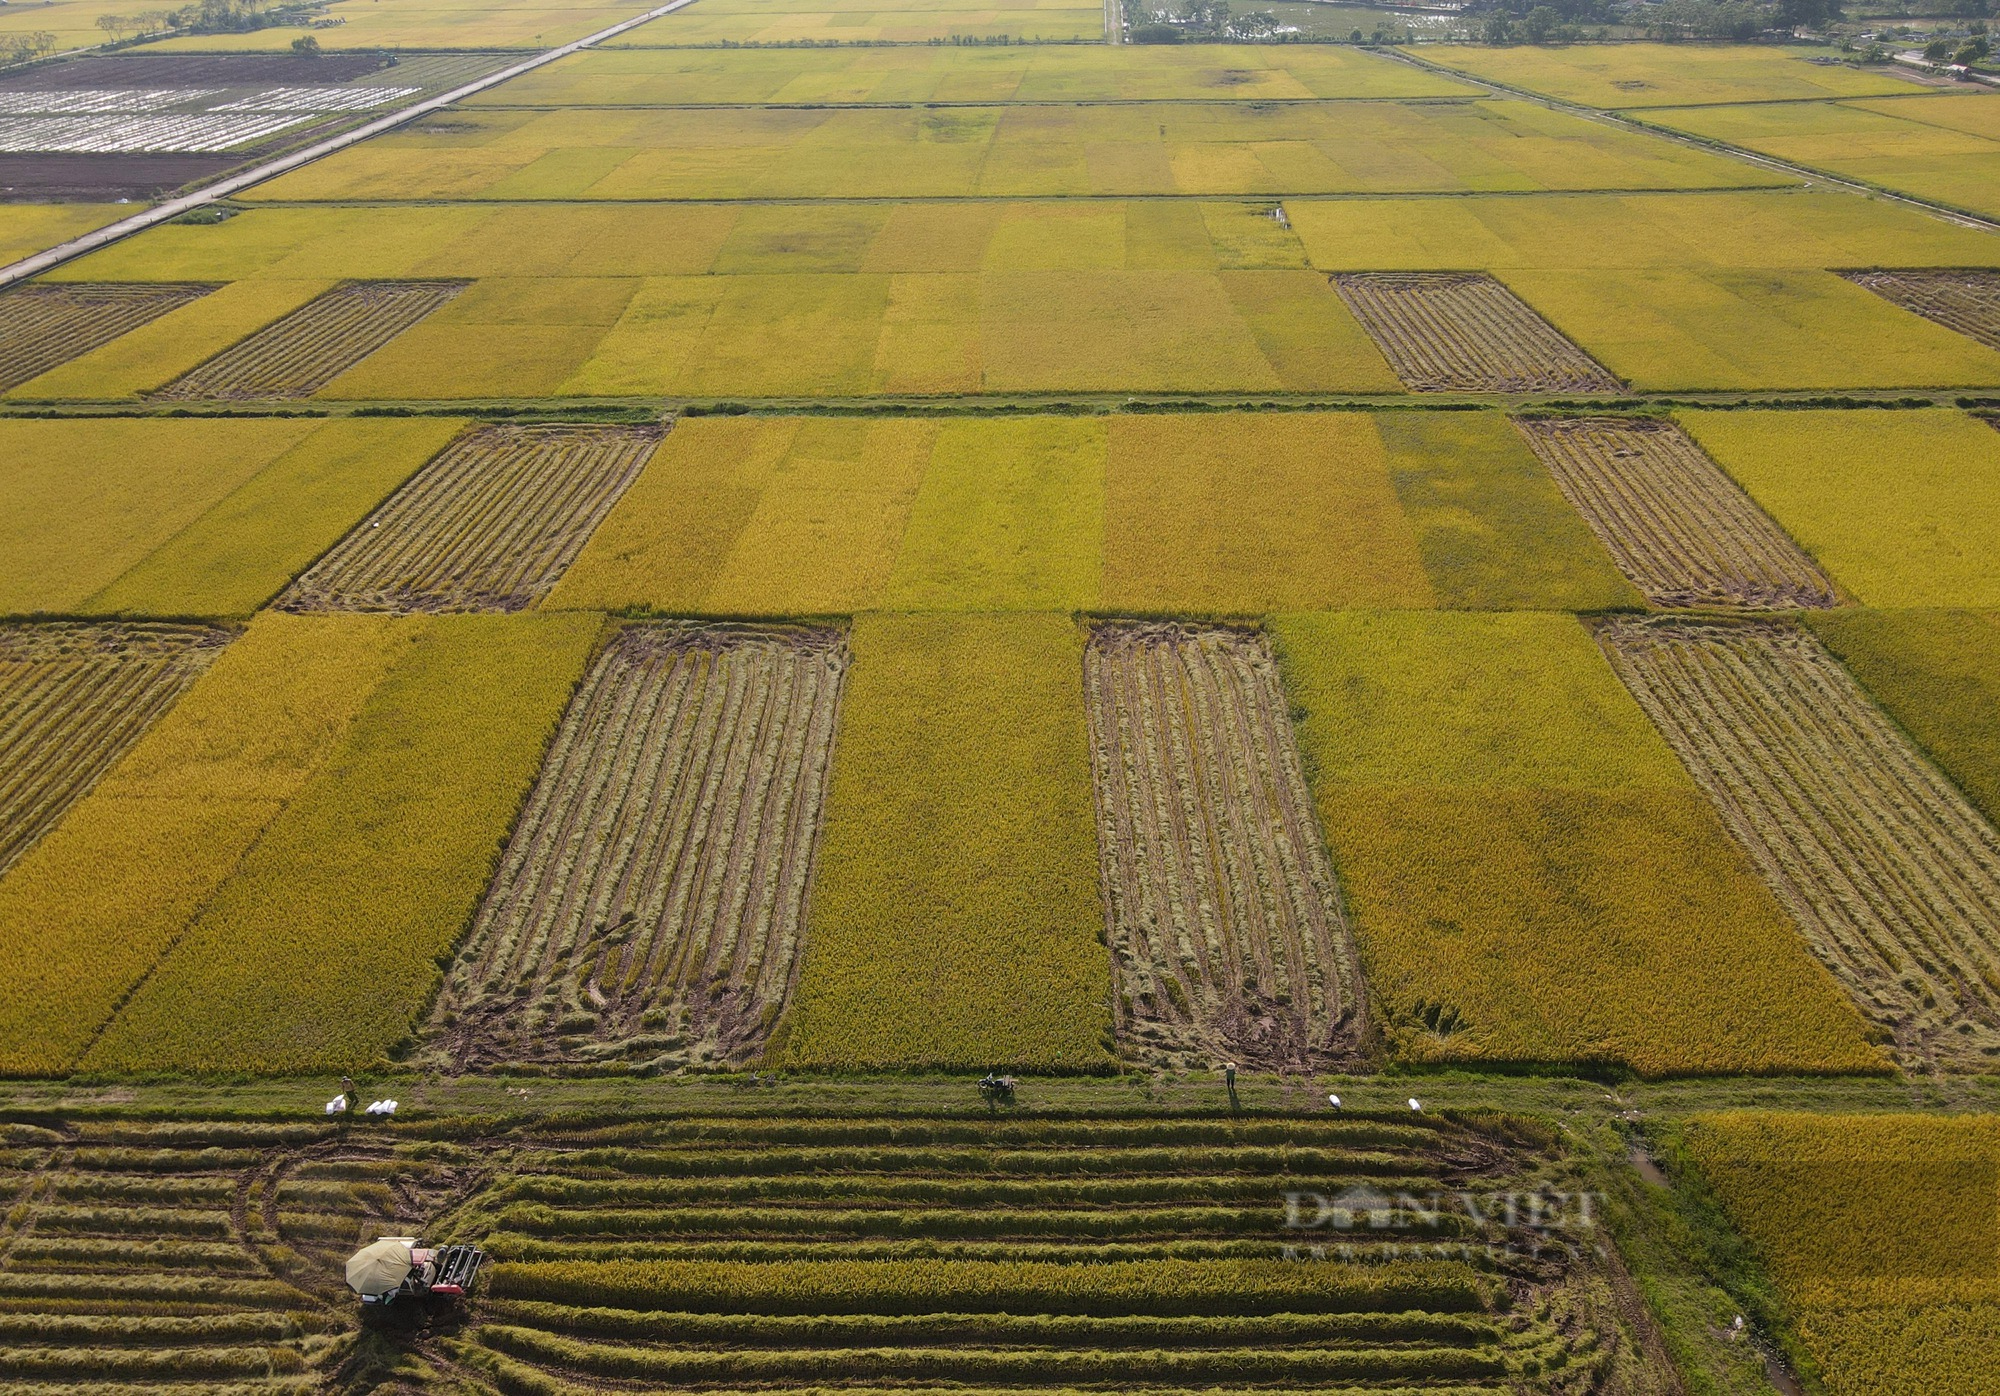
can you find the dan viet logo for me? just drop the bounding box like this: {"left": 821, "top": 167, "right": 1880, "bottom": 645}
{"left": 1280, "top": 1185, "right": 1599, "bottom": 1262}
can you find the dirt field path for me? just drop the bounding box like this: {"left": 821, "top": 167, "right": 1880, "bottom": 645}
{"left": 0, "top": 622, "right": 227, "bottom": 877}
{"left": 1085, "top": 622, "right": 1365, "bottom": 1073}
{"left": 281, "top": 423, "right": 662, "bottom": 614}
{"left": 1333, "top": 272, "right": 1623, "bottom": 393}
{"left": 1517, "top": 416, "right": 1837, "bottom": 609}
{"left": 1597, "top": 616, "right": 2000, "bottom": 1073}
{"left": 436, "top": 622, "right": 847, "bottom": 1071}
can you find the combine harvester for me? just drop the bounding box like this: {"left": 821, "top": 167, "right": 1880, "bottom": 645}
{"left": 345, "top": 1237, "right": 485, "bottom": 1308}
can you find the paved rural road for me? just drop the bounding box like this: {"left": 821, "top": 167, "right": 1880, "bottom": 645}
{"left": 0, "top": 0, "right": 702, "bottom": 290}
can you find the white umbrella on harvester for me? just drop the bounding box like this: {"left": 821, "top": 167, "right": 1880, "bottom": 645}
{"left": 346, "top": 1238, "right": 415, "bottom": 1298}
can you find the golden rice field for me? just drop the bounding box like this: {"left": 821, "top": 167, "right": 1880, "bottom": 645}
{"left": 2, "top": 22, "right": 2000, "bottom": 1396}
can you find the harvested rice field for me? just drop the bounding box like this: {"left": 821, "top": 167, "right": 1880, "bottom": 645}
{"left": 1085, "top": 623, "right": 1363, "bottom": 1075}
{"left": 153, "top": 279, "right": 467, "bottom": 401}
{"left": 279, "top": 423, "right": 661, "bottom": 614}
{"left": 1331, "top": 273, "right": 1623, "bottom": 393}
{"left": 0, "top": 622, "right": 226, "bottom": 877}
{"left": 1515, "top": 416, "right": 1837, "bottom": 610}
{"left": 1597, "top": 616, "right": 2000, "bottom": 1073}
{"left": 0, "top": 282, "right": 209, "bottom": 391}
{"left": 432, "top": 622, "right": 846, "bottom": 1072}
{"left": 8, "top": 17, "right": 2000, "bottom": 1396}
{"left": 1842, "top": 268, "right": 2000, "bottom": 354}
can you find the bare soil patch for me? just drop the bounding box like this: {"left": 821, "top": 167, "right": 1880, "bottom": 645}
{"left": 431, "top": 622, "right": 847, "bottom": 1072}
{"left": 0, "top": 152, "right": 238, "bottom": 201}
{"left": 1517, "top": 416, "right": 1837, "bottom": 610}
{"left": 1596, "top": 615, "right": 2000, "bottom": 1073}
{"left": 153, "top": 279, "right": 465, "bottom": 401}
{"left": 1085, "top": 622, "right": 1366, "bottom": 1074}
{"left": 1332, "top": 272, "right": 1623, "bottom": 393}
{"left": 0, "top": 282, "right": 211, "bottom": 391}
{"left": 0, "top": 621, "right": 229, "bottom": 876}
{"left": 1841, "top": 268, "right": 2000, "bottom": 352}
{"left": 0, "top": 53, "right": 399, "bottom": 90}
{"left": 279, "top": 423, "right": 661, "bottom": 614}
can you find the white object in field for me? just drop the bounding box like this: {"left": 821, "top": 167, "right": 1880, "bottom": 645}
{"left": 364, "top": 1099, "right": 398, "bottom": 1115}
{"left": 1327, "top": 1093, "right": 1341, "bottom": 1109}
{"left": 1407, "top": 1097, "right": 1422, "bottom": 1112}
{"left": 345, "top": 1237, "right": 414, "bottom": 1296}
{"left": 324, "top": 1094, "right": 347, "bottom": 1114}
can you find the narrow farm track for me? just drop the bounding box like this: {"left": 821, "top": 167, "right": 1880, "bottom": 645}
{"left": 152, "top": 280, "right": 466, "bottom": 401}
{"left": 0, "top": 622, "right": 228, "bottom": 877}
{"left": 436, "top": 623, "right": 847, "bottom": 1071}
{"left": 280, "top": 423, "right": 662, "bottom": 614}
{"left": 0, "top": 283, "right": 211, "bottom": 391}
{"left": 1842, "top": 269, "right": 2000, "bottom": 353}
{"left": 1085, "top": 624, "right": 1363, "bottom": 1073}
{"left": 1331, "top": 273, "right": 1622, "bottom": 393}
{"left": 1596, "top": 616, "right": 2000, "bottom": 1073}
{"left": 1515, "top": 416, "right": 1837, "bottom": 610}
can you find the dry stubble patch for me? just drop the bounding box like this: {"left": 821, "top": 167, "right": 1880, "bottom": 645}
{"left": 152, "top": 279, "right": 467, "bottom": 401}
{"left": 435, "top": 622, "right": 846, "bottom": 1072}
{"left": 0, "top": 282, "right": 213, "bottom": 393}
{"left": 0, "top": 622, "right": 229, "bottom": 878}
{"left": 1596, "top": 616, "right": 2000, "bottom": 1072}
{"left": 1515, "top": 416, "right": 1836, "bottom": 610}
{"left": 1841, "top": 269, "right": 2000, "bottom": 353}
{"left": 1331, "top": 273, "right": 1621, "bottom": 394}
{"left": 279, "top": 423, "right": 662, "bottom": 614}
{"left": 1085, "top": 623, "right": 1364, "bottom": 1073}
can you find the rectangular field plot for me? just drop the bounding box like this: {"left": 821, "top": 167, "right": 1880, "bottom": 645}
{"left": 152, "top": 278, "right": 466, "bottom": 400}
{"left": 433, "top": 623, "right": 846, "bottom": 1072}
{"left": 1085, "top": 623, "right": 1365, "bottom": 1073}
{"left": 0, "top": 282, "right": 210, "bottom": 391}
{"left": 279, "top": 423, "right": 661, "bottom": 614}
{"left": 0, "top": 622, "right": 227, "bottom": 877}
{"left": 1842, "top": 268, "right": 2000, "bottom": 353}
{"left": 1332, "top": 272, "right": 1622, "bottom": 393}
{"left": 1598, "top": 616, "right": 2000, "bottom": 1072}
{"left": 1516, "top": 416, "right": 1836, "bottom": 609}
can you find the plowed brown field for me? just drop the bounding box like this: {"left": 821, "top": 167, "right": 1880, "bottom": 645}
{"left": 153, "top": 279, "right": 466, "bottom": 401}
{"left": 433, "top": 623, "right": 846, "bottom": 1071}
{"left": 1331, "top": 272, "right": 1622, "bottom": 393}
{"left": 1517, "top": 416, "right": 1837, "bottom": 609}
{"left": 0, "top": 283, "right": 211, "bottom": 392}
{"left": 1842, "top": 268, "right": 2000, "bottom": 352}
{"left": 1596, "top": 615, "right": 2000, "bottom": 1072}
{"left": 0, "top": 622, "right": 228, "bottom": 877}
{"left": 1084, "top": 623, "right": 1365, "bottom": 1073}
{"left": 279, "top": 423, "right": 662, "bottom": 614}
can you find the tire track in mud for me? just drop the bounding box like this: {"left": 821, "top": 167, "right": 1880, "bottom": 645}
{"left": 0, "top": 622, "right": 230, "bottom": 877}
{"left": 1596, "top": 615, "right": 2000, "bottom": 1073}
{"left": 0, "top": 282, "right": 212, "bottom": 390}
{"left": 153, "top": 279, "right": 465, "bottom": 400}
{"left": 1516, "top": 416, "right": 1837, "bottom": 610}
{"left": 434, "top": 622, "right": 846, "bottom": 1071}
{"left": 1842, "top": 268, "right": 2000, "bottom": 353}
{"left": 279, "top": 423, "right": 661, "bottom": 614}
{"left": 1332, "top": 272, "right": 1622, "bottom": 394}
{"left": 1085, "top": 622, "right": 1365, "bottom": 1073}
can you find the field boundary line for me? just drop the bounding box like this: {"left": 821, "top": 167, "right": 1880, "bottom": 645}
{"left": 0, "top": 0, "right": 704, "bottom": 291}
{"left": 1382, "top": 47, "right": 2000, "bottom": 234}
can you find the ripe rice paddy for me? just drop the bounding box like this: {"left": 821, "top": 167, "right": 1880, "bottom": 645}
{"left": 1422, "top": 42, "right": 1924, "bottom": 109}
{"left": 0, "top": 283, "right": 211, "bottom": 391}
{"left": 279, "top": 422, "right": 661, "bottom": 614}
{"left": 1085, "top": 623, "right": 1363, "bottom": 1075}
{"left": 153, "top": 279, "right": 468, "bottom": 401}
{"left": 433, "top": 622, "right": 846, "bottom": 1072}
{"left": 1332, "top": 272, "right": 1623, "bottom": 393}
{"left": 1514, "top": 415, "right": 1836, "bottom": 610}
{"left": 1597, "top": 616, "right": 2000, "bottom": 1073}
{"left": 0, "top": 622, "right": 227, "bottom": 877}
